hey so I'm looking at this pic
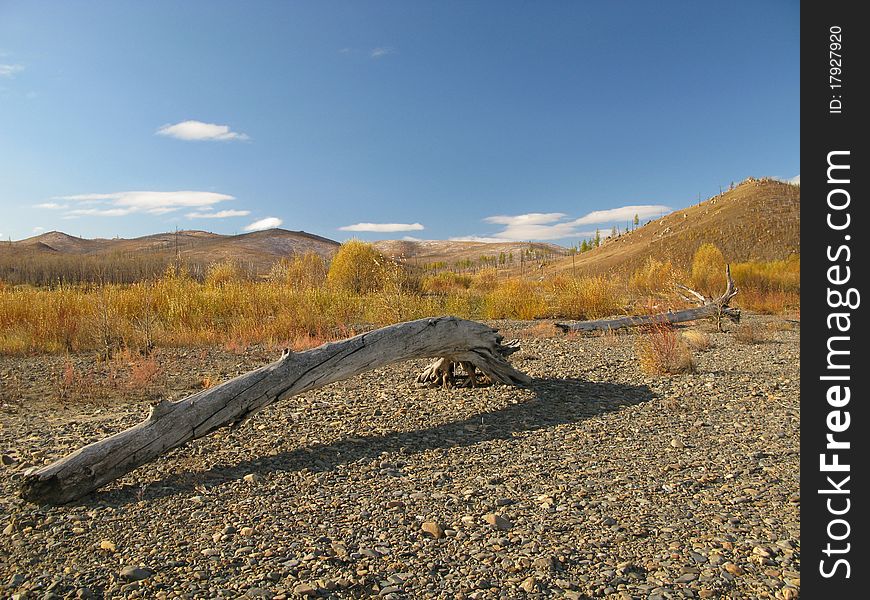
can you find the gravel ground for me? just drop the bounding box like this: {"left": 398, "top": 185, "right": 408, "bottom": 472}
{"left": 0, "top": 316, "right": 800, "bottom": 600}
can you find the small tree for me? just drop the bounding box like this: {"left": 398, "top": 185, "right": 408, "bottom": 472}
{"left": 327, "top": 240, "right": 387, "bottom": 294}
{"left": 594, "top": 229, "right": 601, "bottom": 248}
{"left": 690, "top": 243, "right": 726, "bottom": 297}
{"left": 633, "top": 213, "right": 640, "bottom": 228}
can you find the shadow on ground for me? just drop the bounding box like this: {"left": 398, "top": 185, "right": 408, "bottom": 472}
{"left": 97, "top": 377, "right": 654, "bottom": 506}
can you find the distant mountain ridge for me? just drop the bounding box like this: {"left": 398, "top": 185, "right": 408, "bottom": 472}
{"left": 12, "top": 228, "right": 341, "bottom": 265}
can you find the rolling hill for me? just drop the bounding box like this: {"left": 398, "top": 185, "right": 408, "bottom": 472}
{"left": 549, "top": 177, "right": 800, "bottom": 277}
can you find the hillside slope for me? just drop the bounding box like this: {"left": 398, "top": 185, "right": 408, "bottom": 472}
{"left": 553, "top": 178, "right": 799, "bottom": 277}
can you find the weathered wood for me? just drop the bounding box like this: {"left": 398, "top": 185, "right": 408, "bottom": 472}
{"left": 556, "top": 265, "right": 740, "bottom": 333}
{"left": 416, "top": 339, "right": 521, "bottom": 389}
{"left": 20, "top": 317, "right": 530, "bottom": 505}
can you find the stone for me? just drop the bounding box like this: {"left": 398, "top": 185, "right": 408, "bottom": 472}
{"left": 532, "top": 556, "right": 555, "bottom": 571}
{"left": 99, "top": 539, "right": 116, "bottom": 553}
{"left": 1, "top": 454, "right": 16, "bottom": 466}
{"left": 422, "top": 521, "right": 444, "bottom": 539}
{"left": 483, "top": 513, "right": 512, "bottom": 531}
{"left": 379, "top": 586, "right": 402, "bottom": 596}
{"left": 119, "top": 566, "right": 152, "bottom": 581}
{"left": 520, "top": 577, "right": 536, "bottom": 593}
{"left": 292, "top": 583, "right": 317, "bottom": 596}
{"left": 724, "top": 563, "right": 744, "bottom": 576}
{"left": 244, "top": 473, "right": 263, "bottom": 484}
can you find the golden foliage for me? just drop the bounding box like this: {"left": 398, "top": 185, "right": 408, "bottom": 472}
{"left": 690, "top": 243, "right": 726, "bottom": 297}
{"left": 326, "top": 240, "right": 387, "bottom": 294}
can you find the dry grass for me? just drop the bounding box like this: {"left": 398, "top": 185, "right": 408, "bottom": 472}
{"left": 681, "top": 329, "right": 714, "bottom": 351}
{"left": 637, "top": 324, "right": 697, "bottom": 375}
{"left": 734, "top": 323, "right": 768, "bottom": 345}
{"left": 0, "top": 241, "right": 800, "bottom": 356}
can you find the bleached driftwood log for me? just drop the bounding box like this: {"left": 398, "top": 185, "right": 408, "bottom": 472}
{"left": 20, "top": 317, "right": 530, "bottom": 505}
{"left": 556, "top": 265, "right": 740, "bottom": 333}
{"left": 416, "top": 340, "right": 522, "bottom": 388}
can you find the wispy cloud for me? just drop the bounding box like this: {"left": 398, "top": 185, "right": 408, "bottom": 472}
{"left": 156, "top": 120, "right": 250, "bottom": 142}
{"left": 788, "top": 174, "right": 800, "bottom": 185}
{"left": 471, "top": 204, "right": 672, "bottom": 241}
{"left": 32, "top": 226, "right": 45, "bottom": 234}
{"left": 50, "top": 190, "right": 236, "bottom": 218}
{"left": 449, "top": 235, "right": 514, "bottom": 244}
{"left": 0, "top": 64, "right": 24, "bottom": 77}
{"left": 186, "top": 209, "right": 251, "bottom": 219}
{"left": 34, "top": 202, "right": 69, "bottom": 210}
{"left": 479, "top": 213, "right": 578, "bottom": 241}
{"left": 571, "top": 205, "right": 670, "bottom": 226}
{"left": 370, "top": 47, "right": 395, "bottom": 59}
{"left": 339, "top": 222, "right": 424, "bottom": 233}
{"left": 244, "top": 217, "right": 283, "bottom": 232}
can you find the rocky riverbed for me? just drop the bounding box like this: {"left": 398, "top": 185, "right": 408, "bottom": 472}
{"left": 1, "top": 316, "right": 800, "bottom": 599}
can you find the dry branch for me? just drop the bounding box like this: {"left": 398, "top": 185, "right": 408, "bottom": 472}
{"left": 556, "top": 265, "right": 740, "bottom": 333}
{"left": 20, "top": 317, "right": 530, "bottom": 505}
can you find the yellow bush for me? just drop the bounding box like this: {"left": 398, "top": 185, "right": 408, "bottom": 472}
{"left": 205, "top": 260, "right": 244, "bottom": 287}
{"left": 552, "top": 275, "right": 622, "bottom": 320}
{"left": 270, "top": 252, "right": 328, "bottom": 290}
{"left": 327, "top": 240, "right": 387, "bottom": 294}
{"left": 629, "top": 257, "right": 685, "bottom": 297}
{"left": 691, "top": 243, "right": 726, "bottom": 297}
{"left": 484, "top": 279, "right": 547, "bottom": 320}
{"left": 421, "top": 272, "right": 473, "bottom": 294}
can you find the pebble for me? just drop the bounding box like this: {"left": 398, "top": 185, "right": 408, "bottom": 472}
{"left": 0, "top": 319, "right": 801, "bottom": 600}
{"left": 483, "top": 513, "right": 512, "bottom": 531}
{"left": 422, "top": 521, "right": 445, "bottom": 539}
{"left": 119, "top": 566, "right": 152, "bottom": 581}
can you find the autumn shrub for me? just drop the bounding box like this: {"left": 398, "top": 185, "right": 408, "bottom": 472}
{"left": 637, "top": 324, "right": 697, "bottom": 375}
{"left": 734, "top": 323, "right": 767, "bottom": 345}
{"left": 327, "top": 240, "right": 387, "bottom": 294}
{"left": 484, "top": 279, "right": 547, "bottom": 320}
{"left": 681, "top": 329, "right": 713, "bottom": 351}
{"left": 205, "top": 260, "right": 245, "bottom": 287}
{"left": 470, "top": 268, "right": 499, "bottom": 292}
{"left": 269, "top": 252, "right": 328, "bottom": 290}
{"left": 691, "top": 243, "right": 726, "bottom": 297}
{"left": 551, "top": 275, "right": 622, "bottom": 320}
{"left": 629, "top": 257, "right": 685, "bottom": 297}
{"left": 420, "top": 272, "right": 472, "bottom": 294}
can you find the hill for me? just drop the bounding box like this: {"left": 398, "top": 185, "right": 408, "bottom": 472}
{"left": 551, "top": 177, "right": 800, "bottom": 277}
{"left": 373, "top": 239, "right": 566, "bottom": 271}
{"left": 0, "top": 228, "right": 341, "bottom": 284}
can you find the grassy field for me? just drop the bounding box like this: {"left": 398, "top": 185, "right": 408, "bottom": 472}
{"left": 0, "top": 240, "right": 799, "bottom": 356}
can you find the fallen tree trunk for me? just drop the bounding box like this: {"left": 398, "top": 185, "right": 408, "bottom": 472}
{"left": 556, "top": 265, "right": 739, "bottom": 333}
{"left": 20, "top": 317, "right": 530, "bottom": 505}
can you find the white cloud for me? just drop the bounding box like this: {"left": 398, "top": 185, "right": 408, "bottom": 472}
{"left": 156, "top": 120, "right": 250, "bottom": 142}
{"left": 51, "top": 190, "right": 236, "bottom": 217}
{"left": 244, "top": 217, "right": 283, "bottom": 232}
{"left": 789, "top": 175, "right": 800, "bottom": 185}
{"left": 34, "top": 202, "right": 69, "bottom": 209}
{"left": 186, "top": 209, "right": 251, "bottom": 219}
{"left": 571, "top": 205, "right": 670, "bottom": 226}
{"left": 449, "top": 235, "right": 514, "bottom": 244}
{"left": 470, "top": 204, "right": 672, "bottom": 242}
{"left": 484, "top": 213, "right": 566, "bottom": 226}
{"left": 0, "top": 64, "right": 24, "bottom": 77}
{"left": 370, "top": 47, "right": 394, "bottom": 59}
{"left": 402, "top": 236, "right": 423, "bottom": 242}
{"left": 32, "top": 226, "right": 45, "bottom": 234}
{"left": 339, "top": 222, "right": 424, "bottom": 232}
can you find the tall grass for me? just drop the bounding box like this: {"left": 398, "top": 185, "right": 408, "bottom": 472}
{"left": 0, "top": 244, "right": 801, "bottom": 355}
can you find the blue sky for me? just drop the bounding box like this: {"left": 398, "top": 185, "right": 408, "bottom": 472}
{"left": 0, "top": 1, "right": 799, "bottom": 244}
